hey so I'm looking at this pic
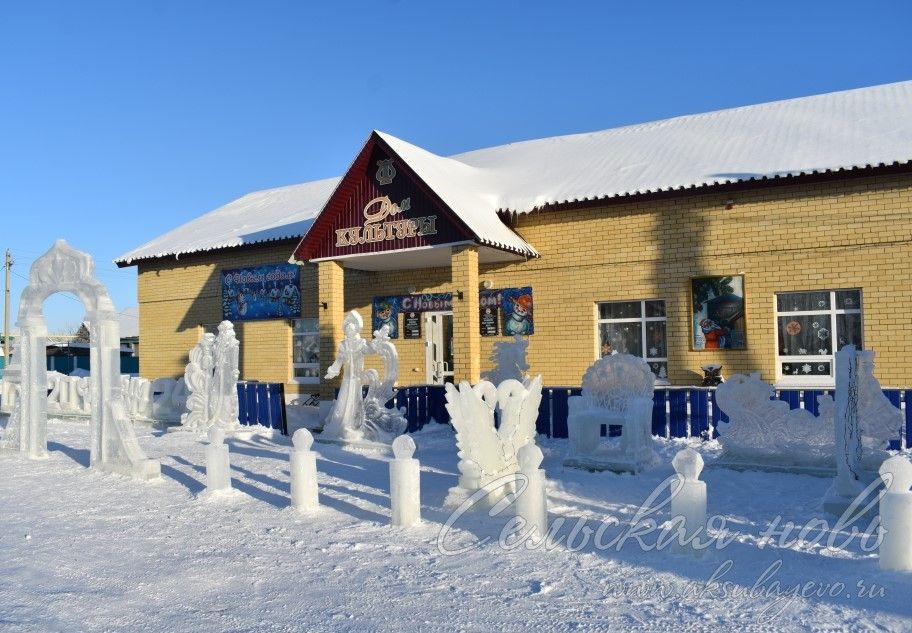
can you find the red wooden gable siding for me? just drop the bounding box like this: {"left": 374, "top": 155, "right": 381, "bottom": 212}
{"left": 292, "top": 134, "right": 475, "bottom": 262}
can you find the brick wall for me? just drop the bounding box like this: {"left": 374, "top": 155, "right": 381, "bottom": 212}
{"left": 136, "top": 241, "right": 319, "bottom": 395}
{"left": 134, "top": 171, "right": 912, "bottom": 390}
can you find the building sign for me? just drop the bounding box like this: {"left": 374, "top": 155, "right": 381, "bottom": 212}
{"left": 334, "top": 196, "right": 437, "bottom": 248}
{"left": 292, "top": 138, "right": 473, "bottom": 262}
{"left": 501, "top": 287, "right": 534, "bottom": 335}
{"left": 479, "top": 290, "right": 500, "bottom": 336}
{"left": 403, "top": 312, "right": 422, "bottom": 339}
{"left": 221, "top": 263, "right": 300, "bottom": 321}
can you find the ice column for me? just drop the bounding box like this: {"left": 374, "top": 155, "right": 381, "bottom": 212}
{"left": 389, "top": 435, "right": 420, "bottom": 527}
{"left": 205, "top": 427, "right": 232, "bottom": 492}
{"left": 515, "top": 444, "right": 548, "bottom": 538}
{"left": 878, "top": 455, "right": 912, "bottom": 571}
{"left": 670, "top": 448, "right": 707, "bottom": 555}
{"left": 290, "top": 429, "right": 319, "bottom": 512}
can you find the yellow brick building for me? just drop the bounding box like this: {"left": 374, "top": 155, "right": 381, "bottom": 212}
{"left": 117, "top": 82, "right": 912, "bottom": 400}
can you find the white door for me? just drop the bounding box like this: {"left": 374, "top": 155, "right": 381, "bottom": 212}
{"left": 424, "top": 311, "right": 454, "bottom": 384}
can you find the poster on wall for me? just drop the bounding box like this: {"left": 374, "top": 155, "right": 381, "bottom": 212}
{"left": 372, "top": 296, "right": 400, "bottom": 338}
{"left": 501, "top": 287, "right": 534, "bottom": 336}
{"left": 479, "top": 290, "right": 500, "bottom": 336}
{"left": 403, "top": 312, "right": 421, "bottom": 339}
{"left": 221, "top": 263, "right": 301, "bottom": 321}
{"left": 691, "top": 275, "right": 746, "bottom": 350}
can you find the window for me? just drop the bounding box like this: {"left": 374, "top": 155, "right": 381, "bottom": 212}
{"left": 597, "top": 300, "right": 668, "bottom": 380}
{"left": 775, "top": 289, "right": 863, "bottom": 383}
{"left": 292, "top": 318, "right": 320, "bottom": 384}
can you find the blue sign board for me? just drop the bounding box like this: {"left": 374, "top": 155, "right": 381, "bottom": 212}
{"left": 222, "top": 264, "right": 301, "bottom": 321}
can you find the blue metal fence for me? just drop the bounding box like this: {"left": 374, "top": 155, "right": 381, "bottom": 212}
{"left": 392, "top": 383, "right": 911, "bottom": 449}
{"left": 237, "top": 382, "right": 288, "bottom": 434}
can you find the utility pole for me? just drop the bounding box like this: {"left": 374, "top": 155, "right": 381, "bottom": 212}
{"left": 3, "top": 249, "right": 11, "bottom": 366}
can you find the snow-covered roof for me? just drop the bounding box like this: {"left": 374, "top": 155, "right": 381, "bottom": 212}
{"left": 374, "top": 131, "right": 537, "bottom": 256}
{"left": 450, "top": 80, "right": 912, "bottom": 212}
{"left": 115, "top": 177, "right": 340, "bottom": 265}
{"left": 118, "top": 81, "right": 912, "bottom": 265}
{"left": 118, "top": 307, "right": 140, "bottom": 339}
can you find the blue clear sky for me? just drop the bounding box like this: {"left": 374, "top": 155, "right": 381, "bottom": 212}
{"left": 1, "top": 1, "right": 910, "bottom": 334}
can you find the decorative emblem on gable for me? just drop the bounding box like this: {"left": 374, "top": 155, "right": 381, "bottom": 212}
{"left": 375, "top": 159, "right": 396, "bottom": 185}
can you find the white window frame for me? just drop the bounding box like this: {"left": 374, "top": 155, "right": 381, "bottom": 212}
{"left": 774, "top": 289, "right": 863, "bottom": 387}
{"left": 292, "top": 318, "right": 320, "bottom": 385}
{"left": 596, "top": 299, "right": 669, "bottom": 384}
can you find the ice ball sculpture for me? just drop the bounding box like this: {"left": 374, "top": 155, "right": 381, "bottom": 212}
{"left": 670, "top": 448, "right": 707, "bottom": 555}
{"left": 564, "top": 353, "right": 656, "bottom": 473}
{"left": 878, "top": 455, "right": 912, "bottom": 571}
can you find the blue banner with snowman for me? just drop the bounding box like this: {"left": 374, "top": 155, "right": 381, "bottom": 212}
{"left": 221, "top": 264, "right": 301, "bottom": 321}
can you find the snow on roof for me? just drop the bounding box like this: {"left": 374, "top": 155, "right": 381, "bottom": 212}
{"left": 115, "top": 177, "right": 340, "bottom": 264}
{"left": 450, "top": 80, "right": 912, "bottom": 212}
{"left": 375, "top": 132, "right": 538, "bottom": 256}
{"left": 118, "top": 306, "right": 140, "bottom": 339}
{"left": 118, "top": 81, "right": 912, "bottom": 264}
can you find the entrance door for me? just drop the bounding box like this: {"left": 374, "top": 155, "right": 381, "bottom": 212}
{"left": 425, "top": 311, "right": 454, "bottom": 384}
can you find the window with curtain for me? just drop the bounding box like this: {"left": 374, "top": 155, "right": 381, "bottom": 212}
{"left": 292, "top": 318, "right": 320, "bottom": 384}
{"left": 597, "top": 299, "right": 668, "bottom": 381}
{"left": 775, "top": 289, "right": 863, "bottom": 382}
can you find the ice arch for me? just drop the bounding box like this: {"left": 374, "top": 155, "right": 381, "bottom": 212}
{"left": 1, "top": 240, "right": 160, "bottom": 479}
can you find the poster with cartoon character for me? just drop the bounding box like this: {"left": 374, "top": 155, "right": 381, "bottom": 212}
{"left": 222, "top": 264, "right": 301, "bottom": 321}
{"left": 372, "top": 296, "right": 400, "bottom": 338}
{"left": 691, "top": 275, "right": 746, "bottom": 350}
{"left": 501, "top": 287, "right": 534, "bottom": 336}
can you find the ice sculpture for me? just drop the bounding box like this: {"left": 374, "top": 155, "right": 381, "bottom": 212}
{"left": 0, "top": 240, "right": 160, "bottom": 480}
{"left": 205, "top": 427, "right": 232, "bottom": 493}
{"left": 670, "top": 448, "right": 707, "bottom": 555}
{"left": 716, "top": 347, "right": 899, "bottom": 474}
{"left": 290, "top": 429, "right": 319, "bottom": 512}
{"left": 481, "top": 334, "right": 529, "bottom": 385}
{"left": 362, "top": 326, "right": 408, "bottom": 443}
{"left": 715, "top": 373, "right": 830, "bottom": 470}
{"left": 389, "top": 435, "right": 420, "bottom": 527}
{"left": 515, "top": 444, "right": 548, "bottom": 538}
{"left": 322, "top": 311, "right": 406, "bottom": 445}
{"left": 443, "top": 376, "right": 543, "bottom": 509}
{"left": 564, "top": 354, "right": 656, "bottom": 473}
{"left": 47, "top": 373, "right": 91, "bottom": 415}
{"left": 0, "top": 341, "right": 21, "bottom": 414}
{"left": 121, "top": 376, "right": 153, "bottom": 421}
{"left": 824, "top": 345, "right": 865, "bottom": 515}
{"left": 878, "top": 455, "right": 912, "bottom": 571}
{"left": 150, "top": 377, "right": 188, "bottom": 423}
{"left": 180, "top": 322, "right": 242, "bottom": 433}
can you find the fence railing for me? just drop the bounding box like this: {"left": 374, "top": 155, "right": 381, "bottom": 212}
{"left": 237, "top": 382, "right": 288, "bottom": 434}
{"left": 393, "top": 384, "right": 912, "bottom": 449}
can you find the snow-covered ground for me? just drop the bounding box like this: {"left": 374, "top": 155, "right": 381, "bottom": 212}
{"left": 0, "top": 417, "right": 910, "bottom": 632}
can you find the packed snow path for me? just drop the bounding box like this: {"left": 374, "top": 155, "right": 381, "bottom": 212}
{"left": 0, "top": 418, "right": 910, "bottom": 632}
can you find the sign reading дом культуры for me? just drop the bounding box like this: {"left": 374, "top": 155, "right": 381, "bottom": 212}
{"left": 221, "top": 264, "right": 301, "bottom": 321}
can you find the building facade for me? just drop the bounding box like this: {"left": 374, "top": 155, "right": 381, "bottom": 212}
{"left": 117, "top": 82, "right": 912, "bottom": 400}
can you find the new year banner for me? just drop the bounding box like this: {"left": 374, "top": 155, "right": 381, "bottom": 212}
{"left": 221, "top": 264, "right": 301, "bottom": 321}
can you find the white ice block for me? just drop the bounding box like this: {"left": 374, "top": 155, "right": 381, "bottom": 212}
{"left": 879, "top": 455, "right": 912, "bottom": 571}
{"left": 205, "top": 428, "right": 231, "bottom": 492}
{"left": 290, "top": 429, "right": 319, "bottom": 512}
{"left": 515, "top": 444, "right": 548, "bottom": 538}
{"left": 671, "top": 448, "right": 707, "bottom": 555}
{"left": 390, "top": 436, "right": 420, "bottom": 527}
